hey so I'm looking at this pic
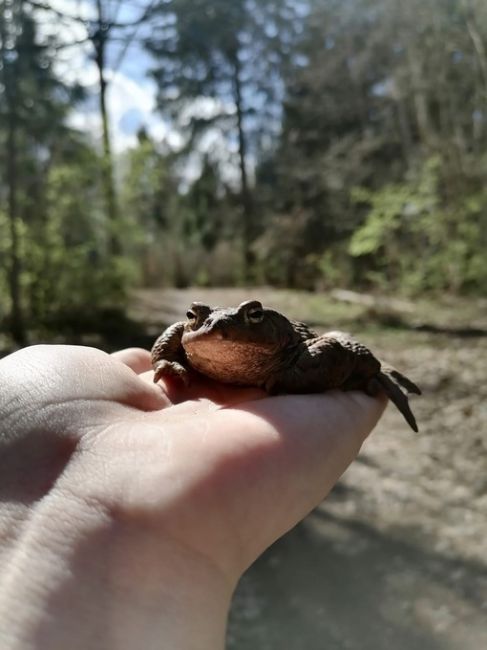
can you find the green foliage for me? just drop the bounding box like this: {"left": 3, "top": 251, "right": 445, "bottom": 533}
{"left": 350, "top": 158, "right": 487, "bottom": 293}
{"left": 122, "top": 133, "right": 176, "bottom": 232}
{"left": 0, "top": 3, "right": 136, "bottom": 341}
{"left": 249, "top": 0, "right": 487, "bottom": 295}
{"left": 31, "top": 157, "right": 135, "bottom": 316}
{"left": 314, "top": 248, "right": 356, "bottom": 290}
{"left": 0, "top": 150, "right": 136, "bottom": 327}
{"left": 120, "top": 135, "right": 243, "bottom": 288}
{"left": 184, "top": 156, "right": 224, "bottom": 251}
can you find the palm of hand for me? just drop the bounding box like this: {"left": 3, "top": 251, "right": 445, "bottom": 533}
{"left": 0, "top": 345, "right": 385, "bottom": 594}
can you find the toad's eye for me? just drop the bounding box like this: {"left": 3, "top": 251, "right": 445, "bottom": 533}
{"left": 186, "top": 310, "right": 197, "bottom": 322}
{"left": 247, "top": 307, "right": 264, "bottom": 323}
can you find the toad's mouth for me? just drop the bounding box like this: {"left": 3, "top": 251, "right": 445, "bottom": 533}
{"left": 182, "top": 329, "right": 226, "bottom": 344}
{"left": 183, "top": 332, "right": 266, "bottom": 359}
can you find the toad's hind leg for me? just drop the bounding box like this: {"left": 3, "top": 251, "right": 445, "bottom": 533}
{"left": 330, "top": 332, "right": 421, "bottom": 432}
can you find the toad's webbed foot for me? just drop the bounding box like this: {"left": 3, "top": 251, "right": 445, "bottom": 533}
{"left": 374, "top": 366, "right": 421, "bottom": 433}
{"left": 380, "top": 364, "right": 421, "bottom": 395}
{"left": 153, "top": 359, "right": 190, "bottom": 386}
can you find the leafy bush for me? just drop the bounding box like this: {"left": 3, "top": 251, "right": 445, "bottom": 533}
{"left": 349, "top": 158, "right": 487, "bottom": 294}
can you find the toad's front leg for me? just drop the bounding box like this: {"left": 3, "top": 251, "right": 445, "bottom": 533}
{"left": 151, "top": 322, "right": 190, "bottom": 385}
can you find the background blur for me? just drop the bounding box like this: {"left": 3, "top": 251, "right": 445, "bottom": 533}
{"left": 1, "top": 0, "right": 486, "bottom": 648}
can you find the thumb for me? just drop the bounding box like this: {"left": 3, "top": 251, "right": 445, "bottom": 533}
{"left": 209, "top": 391, "right": 386, "bottom": 571}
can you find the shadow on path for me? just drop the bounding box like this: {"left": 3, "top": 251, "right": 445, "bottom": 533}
{"left": 228, "top": 510, "right": 487, "bottom": 650}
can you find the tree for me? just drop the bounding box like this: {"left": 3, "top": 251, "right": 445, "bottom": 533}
{"left": 85, "top": 0, "right": 157, "bottom": 256}
{"left": 0, "top": 0, "right": 78, "bottom": 342}
{"left": 184, "top": 155, "right": 226, "bottom": 252}
{"left": 121, "top": 130, "right": 181, "bottom": 285}
{"left": 147, "top": 0, "right": 303, "bottom": 278}
{"left": 29, "top": 0, "right": 156, "bottom": 256}
{"left": 255, "top": 0, "right": 401, "bottom": 286}
{"left": 253, "top": 0, "right": 487, "bottom": 292}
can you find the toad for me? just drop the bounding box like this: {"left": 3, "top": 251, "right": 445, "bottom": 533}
{"left": 151, "top": 300, "right": 421, "bottom": 431}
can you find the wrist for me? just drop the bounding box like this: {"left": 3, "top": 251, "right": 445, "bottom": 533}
{"left": 0, "top": 491, "right": 233, "bottom": 650}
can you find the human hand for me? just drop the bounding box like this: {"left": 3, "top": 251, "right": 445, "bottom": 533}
{"left": 0, "top": 345, "right": 386, "bottom": 650}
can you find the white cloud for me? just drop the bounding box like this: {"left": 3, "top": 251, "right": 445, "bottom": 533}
{"left": 64, "top": 58, "right": 176, "bottom": 154}
{"left": 179, "top": 96, "right": 236, "bottom": 126}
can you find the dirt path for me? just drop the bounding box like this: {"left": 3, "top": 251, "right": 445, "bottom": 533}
{"left": 132, "top": 288, "right": 487, "bottom": 649}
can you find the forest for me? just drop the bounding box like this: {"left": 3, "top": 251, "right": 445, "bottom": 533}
{"left": 1, "top": 0, "right": 487, "bottom": 346}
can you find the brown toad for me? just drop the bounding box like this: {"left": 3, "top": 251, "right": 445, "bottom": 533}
{"left": 151, "top": 300, "right": 421, "bottom": 431}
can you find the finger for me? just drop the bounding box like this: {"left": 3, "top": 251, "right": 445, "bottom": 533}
{"left": 0, "top": 346, "right": 168, "bottom": 434}
{"left": 140, "top": 370, "right": 266, "bottom": 408}
{"left": 111, "top": 348, "right": 152, "bottom": 375}
{"left": 163, "top": 373, "right": 266, "bottom": 406}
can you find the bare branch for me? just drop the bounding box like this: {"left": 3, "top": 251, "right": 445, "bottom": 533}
{"left": 27, "top": 0, "right": 154, "bottom": 31}
{"left": 112, "top": 0, "right": 159, "bottom": 73}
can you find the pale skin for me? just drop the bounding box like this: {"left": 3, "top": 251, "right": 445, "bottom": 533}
{"left": 0, "top": 344, "right": 386, "bottom": 650}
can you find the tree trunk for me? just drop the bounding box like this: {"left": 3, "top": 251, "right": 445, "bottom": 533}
{"left": 1, "top": 4, "right": 26, "bottom": 345}
{"left": 393, "top": 79, "right": 413, "bottom": 163}
{"left": 93, "top": 0, "right": 120, "bottom": 256}
{"left": 406, "top": 46, "right": 432, "bottom": 147}
{"left": 6, "top": 100, "right": 26, "bottom": 345}
{"left": 232, "top": 53, "right": 254, "bottom": 279}
{"left": 465, "top": 9, "right": 487, "bottom": 147}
